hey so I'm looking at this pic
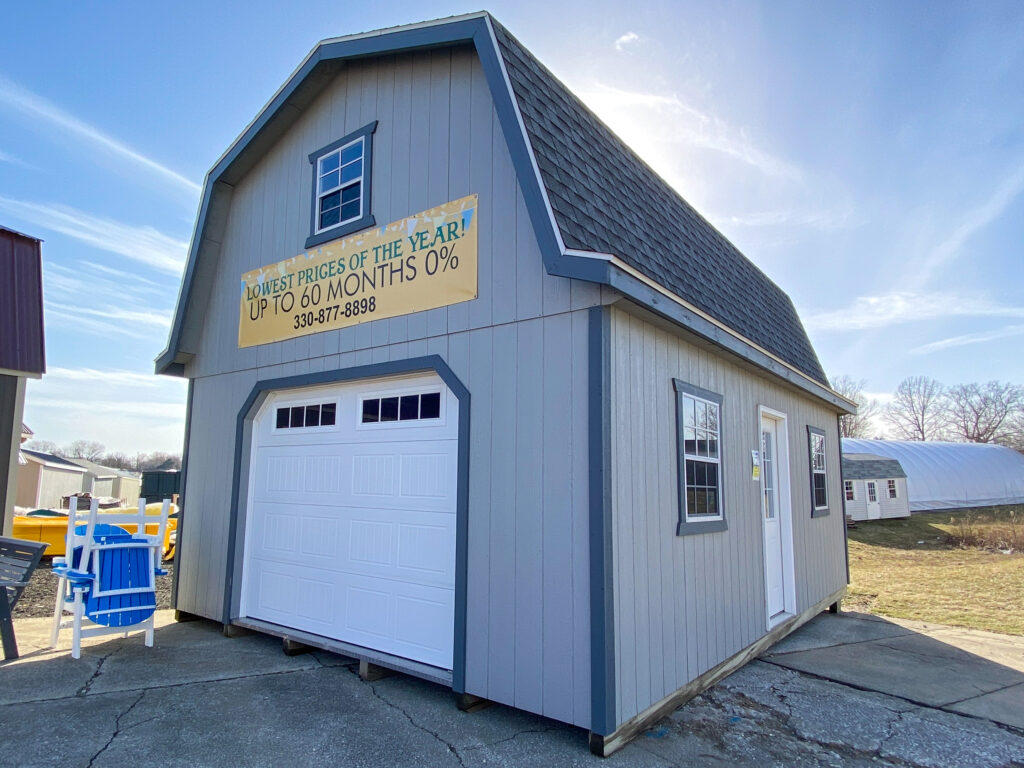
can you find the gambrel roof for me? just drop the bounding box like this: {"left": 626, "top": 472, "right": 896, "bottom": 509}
{"left": 156, "top": 12, "right": 851, "bottom": 413}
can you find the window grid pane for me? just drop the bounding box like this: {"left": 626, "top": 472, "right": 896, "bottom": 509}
{"left": 276, "top": 402, "right": 335, "bottom": 430}
{"left": 681, "top": 393, "right": 722, "bottom": 522}
{"left": 315, "top": 137, "right": 366, "bottom": 233}
{"left": 362, "top": 392, "right": 441, "bottom": 424}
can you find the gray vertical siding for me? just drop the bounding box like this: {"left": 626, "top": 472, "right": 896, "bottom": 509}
{"left": 608, "top": 307, "right": 847, "bottom": 726}
{"left": 176, "top": 47, "right": 602, "bottom": 729}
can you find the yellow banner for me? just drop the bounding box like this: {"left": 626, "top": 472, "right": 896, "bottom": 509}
{"left": 239, "top": 195, "right": 478, "bottom": 347}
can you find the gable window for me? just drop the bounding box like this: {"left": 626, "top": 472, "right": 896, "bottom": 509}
{"left": 844, "top": 480, "right": 855, "bottom": 501}
{"left": 305, "top": 121, "right": 377, "bottom": 249}
{"left": 887, "top": 479, "right": 898, "bottom": 499}
{"left": 807, "top": 427, "right": 829, "bottom": 517}
{"left": 673, "top": 379, "right": 727, "bottom": 536}
{"left": 275, "top": 401, "right": 337, "bottom": 429}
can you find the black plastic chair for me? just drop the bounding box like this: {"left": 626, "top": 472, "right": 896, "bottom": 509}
{"left": 0, "top": 536, "right": 49, "bottom": 660}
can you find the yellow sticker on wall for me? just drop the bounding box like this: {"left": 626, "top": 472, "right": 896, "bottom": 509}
{"left": 238, "top": 195, "right": 478, "bottom": 347}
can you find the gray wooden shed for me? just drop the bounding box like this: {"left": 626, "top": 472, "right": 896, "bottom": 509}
{"left": 157, "top": 13, "right": 855, "bottom": 755}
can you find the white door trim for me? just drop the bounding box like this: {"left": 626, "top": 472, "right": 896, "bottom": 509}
{"left": 758, "top": 406, "right": 797, "bottom": 629}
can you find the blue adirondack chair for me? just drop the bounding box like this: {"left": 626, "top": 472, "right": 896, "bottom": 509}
{"left": 51, "top": 498, "right": 170, "bottom": 659}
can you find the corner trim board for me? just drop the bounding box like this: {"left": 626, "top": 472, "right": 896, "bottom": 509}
{"left": 219, "top": 354, "right": 470, "bottom": 692}
{"left": 588, "top": 305, "right": 615, "bottom": 735}
{"left": 170, "top": 378, "right": 194, "bottom": 609}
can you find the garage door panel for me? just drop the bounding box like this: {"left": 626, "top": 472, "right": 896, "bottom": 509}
{"left": 242, "top": 374, "right": 457, "bottom": 670}
{"left": 254, "top": 443, "right": 457, "bottom": 512}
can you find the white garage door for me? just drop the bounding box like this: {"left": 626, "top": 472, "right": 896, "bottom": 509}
{"left": 240, "top": 372, "right": 458, "bottom": 670}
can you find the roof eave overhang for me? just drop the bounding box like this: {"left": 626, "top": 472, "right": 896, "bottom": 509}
{"left": 546, "top": 250, "right": 857, "bottom": 414}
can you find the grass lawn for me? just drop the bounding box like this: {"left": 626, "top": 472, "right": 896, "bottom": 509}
{"left": 845, "top": 506, "right": 1024, "bottom": 636}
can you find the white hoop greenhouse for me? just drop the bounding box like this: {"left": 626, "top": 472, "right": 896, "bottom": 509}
{"left": 842, "top": 439, "right": 1024, "bottom": 512}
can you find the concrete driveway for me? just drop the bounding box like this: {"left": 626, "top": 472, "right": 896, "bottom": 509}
{"left": 2, "top": 611, "right": 1023, "bottom": 767}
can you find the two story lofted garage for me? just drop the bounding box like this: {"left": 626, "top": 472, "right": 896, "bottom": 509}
{"left": 158, "top": 12, "right": 856, "bottom": 754}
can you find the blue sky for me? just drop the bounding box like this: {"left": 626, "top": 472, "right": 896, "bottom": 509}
{"left": 2, "top": 1, "right": 1022, "bottom": 453}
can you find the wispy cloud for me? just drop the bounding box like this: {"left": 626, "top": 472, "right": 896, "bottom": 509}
{"left": 24, "top": 368, "right": 186, "bottom": 453}
{"left": 803, "top": 291, "right": 1024, "bottom": 332}
{"left": 909, "top": 323, "right": 1024, "bottom": 355}
{"left": 0, "top": 149, "right": 34, "bottom": 169}
{"left": 614, "top": 32, "right": 640, "bottom": 51}
{"left": 45, "top": 367, "right": 167, "bottom": 387}
{"left": 716, "top": 207, "right": 856, "bottom": 231}
{"left": 42, "top": 263, "right": 173, "bottom": 344}
{"left": 912, "top": 163, "right": 1024, "bottom": 285}
{"left": 0, "top": 197, "right": 187, "bottom": 274}
{"left": 0, "top": 75, "right": 200, "bottom": 195}
{"left": 577, "top": 82, "right": 800, "bottom": 180}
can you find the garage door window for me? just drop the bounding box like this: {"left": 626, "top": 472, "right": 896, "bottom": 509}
{"left": 362, "top": 392, "right": 441, "bottom": 423}
{"left": 275, "top": 402, "right": 337, "bottom": 429}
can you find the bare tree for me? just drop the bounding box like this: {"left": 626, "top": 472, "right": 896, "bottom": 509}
{"left": 885, "top": 376, "right": 946, "bottom": 440}
{"left": 23, "top": 439, "right": 59, "bottom": 454}
{"left": 946, "top": 381, "right": 1024, "bottom": 443}
{"left": 64, "top": 440, "right": 107, "bottom": 461}
{"left": 831, "top": 375, "right": 880, "bottom": 438}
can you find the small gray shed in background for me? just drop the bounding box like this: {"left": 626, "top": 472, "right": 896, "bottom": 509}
{"left": 841, "top": 453, "right": 910, "bottom": 521}
{"left": 157, "top": 13, "right": 855, "bottom": 755}
{"left": 69, "top": 459, "right": 142, "bottom": 505}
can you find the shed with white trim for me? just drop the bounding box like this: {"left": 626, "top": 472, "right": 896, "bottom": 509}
{"left": 840, "top": 452, "right": 910, "bottom": 521}
{"left": 157, "top": 13, "right": 855, "bottom": 755}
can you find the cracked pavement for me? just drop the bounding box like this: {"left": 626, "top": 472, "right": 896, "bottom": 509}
{"left": 2, "top": 611, "right": 1023, "bottom": 767}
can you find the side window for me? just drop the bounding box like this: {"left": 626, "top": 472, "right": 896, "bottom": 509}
{"left": 807, "top": 426, "right": 829, "bottom": 517}
{"left": 844, "top": 480, "right": 855, "bottom": 501}
{"left": 305, "top": 121, "right": 377, "bottom": 249}
{"left": 887, "top": 479, "right": 898, "bottom": 499}
{"left": 673, "top": 379, "right": 727, "bottom": 536}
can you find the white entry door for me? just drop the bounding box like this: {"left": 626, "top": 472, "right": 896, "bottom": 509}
{"left": 866, "top": 481, "right": 881, "bottom": 520}
{"left": 240, "top": 373, "right": 458, "bottom": 670}
{"left": 761, "top": 414, "right": 786, "bottom": 619}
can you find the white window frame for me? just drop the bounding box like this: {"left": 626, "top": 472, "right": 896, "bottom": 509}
{"left": 887, "top": 479, "right": 898, "bottom": 499}
{"left": 867, "top": 481, "right": 878, "bottom": 503}
{"left": 807, "top": 426, "right": 829, "bottom": 516}
{"left": 314, "top": 137, "right": 365, "bottom": 236}
{"left": 355, "top": 381, "right": 448, "bottom": 433}
{"left": 673, "top": 379, "right": 726, "bottom": 535}
{"left": 844, "top": 479, "right": 855, "bottom": 501}
{"left": 305, "top": 121, "right": 377, "bottom": 249}
{"left": 271, "top": 399, "right": 340, "bottom": 434}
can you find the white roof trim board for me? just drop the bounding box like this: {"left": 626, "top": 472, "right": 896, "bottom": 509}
{"left": 843, "top": 439, "right": 1024, "bottom": 512}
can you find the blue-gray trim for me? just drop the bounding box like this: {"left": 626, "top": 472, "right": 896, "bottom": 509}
{"left": 219, "top": 355, "right": 470, "bottom": 691}
{"left": 305, "top": 121, "right": 378, "bottom": 249}
{"left": 154, "top": 13, "right": 852, "bottom": 423}
{"left": 170, "top": 378, "right": 194, "bottom": 609}
{"left": 673, "top": 378, "right": 729, "bottom": 536}
{"left": 807, "top": 426, "right": 830, "bottom": 518}
{"left": 588, "top": 305, "right": 615, "bottom": 736}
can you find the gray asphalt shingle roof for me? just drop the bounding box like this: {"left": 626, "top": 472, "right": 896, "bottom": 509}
{"left": 492, "top": 21, "right": 828, "bottom": 385}
{"left": 841, "top": 453, "right": 908, "bottom": 480}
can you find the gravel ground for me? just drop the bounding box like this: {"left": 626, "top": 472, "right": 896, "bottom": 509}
{"left": 13, "top": 559, "right": 176, "bottom": 619}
